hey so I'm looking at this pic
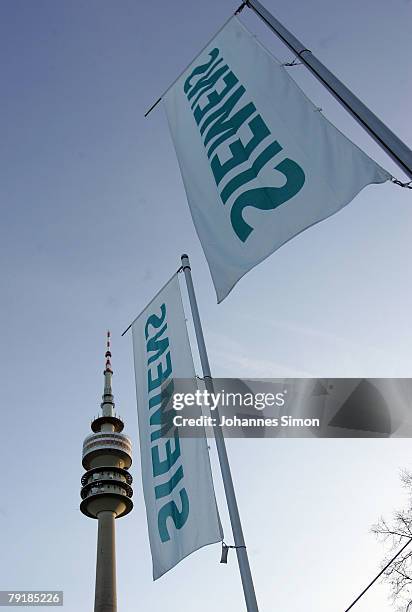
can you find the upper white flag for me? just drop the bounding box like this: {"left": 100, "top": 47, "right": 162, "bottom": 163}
{"left": 131, "top": 274, "right": 223, "bottom": 579}
{"left": 164, "top": 17, "right": 391, "bottom": 302}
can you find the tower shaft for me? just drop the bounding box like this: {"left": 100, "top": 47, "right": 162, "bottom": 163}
{"left": 95, "top": 511, "right": 117, "bottom": 612}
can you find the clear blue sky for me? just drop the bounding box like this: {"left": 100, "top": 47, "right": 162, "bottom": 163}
{"left": 0, "top": 0, "right": 411, "bottom": 610}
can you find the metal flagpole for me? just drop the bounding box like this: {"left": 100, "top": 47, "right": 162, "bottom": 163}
{"left": 244, "top": 0, "right": 412, "bottom": 179}
{"left": 180, "top": 254, "right": 259, "bottom": 612}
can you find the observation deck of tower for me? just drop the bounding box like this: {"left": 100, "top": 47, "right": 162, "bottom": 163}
{"left": 80, "top": 331, "right": 133, "bottom": 612}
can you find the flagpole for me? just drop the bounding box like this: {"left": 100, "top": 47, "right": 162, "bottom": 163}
{"left": 180, "top": 254, "right": 259, "bottom": 612}
{"left": 245, "top": 0, "right": 412, "bottom": 179}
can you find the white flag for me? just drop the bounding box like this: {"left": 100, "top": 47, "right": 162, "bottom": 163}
{"left": 164, "top": 17, "right": 391, "bottom": 302}
{"left": 131, "top": 274, "right": 223, "bottom": 579}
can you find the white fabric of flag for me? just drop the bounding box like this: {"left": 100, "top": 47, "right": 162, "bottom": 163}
{"left": 164, "top": 17, "right": 391, "bottom": 302}
{"left": 131, "top": 274, "right": 223, "bottom": 579}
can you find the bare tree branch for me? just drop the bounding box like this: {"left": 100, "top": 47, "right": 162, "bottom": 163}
{"left": 373, "top": 471, "right": 412, "bottom": 611}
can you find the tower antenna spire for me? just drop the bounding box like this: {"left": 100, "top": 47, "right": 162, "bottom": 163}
{"left": 103, "top": 330, "right": 113, "bottom": 404}
{"left": 102, "top": 330, "right": 114, "bottom": 417}
{"left": 105, "top": 330, "right": 113, "bottom": 373}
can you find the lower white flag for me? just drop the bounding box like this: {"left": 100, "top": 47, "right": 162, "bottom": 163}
{"left": 131, "top": 274, "right": 223, "bottom": 579}
{"left": 164, "top": 17, "right": 392, "bottom": 302}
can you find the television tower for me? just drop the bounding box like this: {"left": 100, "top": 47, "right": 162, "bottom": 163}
{"left": 80, "top": 332, "right": 133, "bottom": 612}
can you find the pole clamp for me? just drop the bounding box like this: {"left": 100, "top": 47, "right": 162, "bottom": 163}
{"left": 220, "top": 541, "right": 247, "bottom": 563}
{"left": 297, "top": 48, "right": 312, "bottom": 57}
{"left": 391, "top": 177, "right": 412, "bottom": 189}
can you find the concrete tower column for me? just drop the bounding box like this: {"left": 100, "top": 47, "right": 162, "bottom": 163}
{"left": 95, "top": 511, "right": 117, "bottom": 612}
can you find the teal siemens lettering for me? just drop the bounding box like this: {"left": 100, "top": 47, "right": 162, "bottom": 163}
{"left": 145, "top": 304, "right": 189, "bottom": 543}
{"left": 184, "top": 48, "right": 305, "bottom": 242}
